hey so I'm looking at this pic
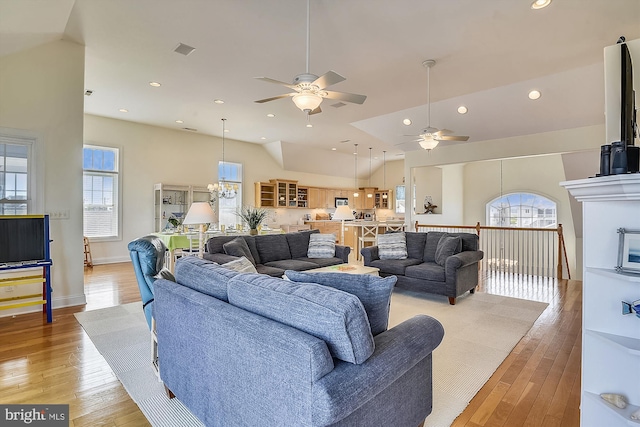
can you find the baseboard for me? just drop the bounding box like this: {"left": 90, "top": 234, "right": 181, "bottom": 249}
{"left": 91, "top": 256, "right": 131, "bottom": 265}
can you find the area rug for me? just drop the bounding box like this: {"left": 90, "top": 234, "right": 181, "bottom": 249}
{"left": 74, "top": 290, "right": 547, "bottom": 427}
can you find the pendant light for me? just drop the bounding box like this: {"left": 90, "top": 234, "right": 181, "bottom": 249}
{"left": 208, "top": 118, "right": 237, "bottom": 199}
{"left": 367, "top": 147, "right": 373, "bottom": 198}
{"left": 382, "top": 151, "right": 388, "bottom": 199}
{"left": 353, "top": 144, "right": 359, "bottom": 198}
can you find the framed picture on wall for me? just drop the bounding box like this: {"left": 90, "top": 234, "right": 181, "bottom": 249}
{"left": 616, "top": 228, "right": 640, "bottom": 274}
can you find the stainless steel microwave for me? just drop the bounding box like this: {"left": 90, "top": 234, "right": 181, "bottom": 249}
{"left": 335, "top": 197, "right": 349, "bottom": 207}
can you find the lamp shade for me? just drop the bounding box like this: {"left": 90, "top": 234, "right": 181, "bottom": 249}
{"left": 292, "top": 93, "right": 323, "bottom": 112}
{"left": 183, "top": 202, "right": 216, "bottom": 225}
{"left": 333, "top": 205, "right": 355, "bottom": 221}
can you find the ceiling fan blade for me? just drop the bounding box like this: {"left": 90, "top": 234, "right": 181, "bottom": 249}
{"left": 254, "top": 93, "right": 294, "bottom": 103}
{"left": 309, "top": 106, "right": 322, "bottom": 115}
{"left": 254, "top": 77, "right": 298, "bottom": 90}
{"left": 436, "top": 135, "right": 470, "bottom": 142}
{"left": 322, "top": 90, "right": 367, "bottom": 104}
{"left": 436, "top": 129, "right": 454, "bottom": 135}
{"left": 312, "top": 71, "right": 346, "bottom": 89}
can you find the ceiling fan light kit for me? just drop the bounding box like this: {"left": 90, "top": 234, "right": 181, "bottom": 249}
{"left": 255, "top": 0, "right": 366, "bottom": 117}
{"left": 405, "top": 59, "right": 469, "bottom": 151}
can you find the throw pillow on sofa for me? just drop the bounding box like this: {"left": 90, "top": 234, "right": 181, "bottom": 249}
{"left": 435, "top": 235, "right": 462, "bottom": 266}
{"left": 378, "top": 232, "right": 408, "bottom": 260}
{"left": 307, "top": 233, "right": 336, "bottom": 259}
{"left": 284, "top": 270, "right": 396, "bottom": 336}
{"left": 223, "top": 237, "right": 256, "bottom": 265}
{"left": 227, "top": 273, "right": 374, "bottom": 364}
{"left": 222, "top": 256, "right": 258, "bottom": 273}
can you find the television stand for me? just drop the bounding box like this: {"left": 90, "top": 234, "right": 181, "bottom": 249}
{"left": 0, "top": 261, "right": 53, "bottom": 323}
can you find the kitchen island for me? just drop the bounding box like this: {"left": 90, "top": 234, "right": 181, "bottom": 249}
{"left": 304, "top": 220, "right": 406, "bottom": 253}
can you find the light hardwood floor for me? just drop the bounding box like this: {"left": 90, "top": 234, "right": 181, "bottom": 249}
{"left": 0, "top": 264, "right": 581, "bottom": 427}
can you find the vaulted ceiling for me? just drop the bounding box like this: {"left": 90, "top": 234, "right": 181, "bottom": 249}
{"left": 1, "top": 0, "right": 639, "bottom": 175}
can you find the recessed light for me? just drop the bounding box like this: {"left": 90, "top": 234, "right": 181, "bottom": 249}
{"left": 175, "top": 120, "right": 184, "bottom": 124}
{"left": 266, "top": 113, "right": 275, "bottom": 118}
{"left": 306, "top": 123, "right": 313, "bottom": 128}
{"left": 149, "top": 81, "right": 161, "bottom": 87}
{"left": 331, "top": 148, "right": 337, "bottom": 151}
{"left": 214, "top": 99, "right": 225, "bottom": 104}
{"left": 531, "top": 0, "right": 551, "bottom": 10}
{"left": 118, "top": 108, "right": 128, "bottom": 113}
{"left": 528, "top": 90, "right": 541, "bottom": 100}
{"left": 224, "top": 129, "right": 230, "bottom": 133}
{"left": 403, "top": 118, "right": 412, "bottom": 126}
{"left": 260, "top": 137, "right": 266, "bottom": 140}
{"left": 457, "top": 106, "right": 468, "bottom": 114}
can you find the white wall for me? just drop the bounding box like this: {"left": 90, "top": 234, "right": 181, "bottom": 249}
{"left": 0, "top": 40, "right": 86, "bottom": 314}
{"left": 83, "top": 115, "right": 368, "bottom": 263}
{"left": 463, "top": 155, "right": 578, "bottom": 278}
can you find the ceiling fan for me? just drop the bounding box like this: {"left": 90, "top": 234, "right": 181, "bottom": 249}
{"left": 254, "top": 0, "right": 366, "bottom": 115}
{"left": 407, "top": 59, "right": 469, "bottom": 150}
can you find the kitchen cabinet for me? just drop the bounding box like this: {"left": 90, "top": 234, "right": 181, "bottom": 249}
{"left": 255, "top": 182, "right": 276, "bottom": 207}
{"left": 562, "top": 175, "right": 640, "bottom": 427}
{"left": 375, "top": 190, "right": 391, "bottom": 209}
{"left": 309, "top": 187, "right": 326, "bottom": 209}
{"left": 297, "top": 187, "right": 309, "bottom": 208}
{"left": 270, "top": 179, "right": 298, "bottom": 208}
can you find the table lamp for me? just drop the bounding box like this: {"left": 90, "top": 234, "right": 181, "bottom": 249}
{"left": 333, "top": 205, "right": 355, "bottom": 246}
{"left": 182, "top": 202, "right": 216, "bottom": 258}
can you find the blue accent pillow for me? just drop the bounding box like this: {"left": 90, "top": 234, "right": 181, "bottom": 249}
{"left": 227, "top": 273, "right": 374, "bottom": 364}
{"left": 284, "top": 271, "right": 396, "bottom": 336}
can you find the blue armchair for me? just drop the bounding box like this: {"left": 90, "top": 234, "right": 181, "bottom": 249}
{"left": 128, "top": 235, "right": 174, "bottom": 329}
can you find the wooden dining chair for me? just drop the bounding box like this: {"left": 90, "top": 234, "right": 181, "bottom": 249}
{"left": 358, "top": 224, "right": 379, "bottom": 260}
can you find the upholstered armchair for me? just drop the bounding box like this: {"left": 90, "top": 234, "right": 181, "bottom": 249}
{"left": 128, "top": 235, "right": 175, "bottom": 329}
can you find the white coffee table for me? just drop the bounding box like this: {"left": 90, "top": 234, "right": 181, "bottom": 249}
{"left": 305, "top": 263, "right": 379, "bottom": 276}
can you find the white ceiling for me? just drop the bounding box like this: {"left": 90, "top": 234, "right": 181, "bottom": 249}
{"left": 1, "top": 0, "right": 639, "bottom": 176}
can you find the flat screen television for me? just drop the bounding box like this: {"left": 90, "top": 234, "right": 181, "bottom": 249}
{"left": 0, "top": 215, "right": 50, "bottom": 265}
{"left": 621, "top": 42, "right": 636, "bottom": 147}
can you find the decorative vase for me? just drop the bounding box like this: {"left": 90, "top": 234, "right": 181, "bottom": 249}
{"left": 250, "top": 228, "right": 258, "bottom": 235}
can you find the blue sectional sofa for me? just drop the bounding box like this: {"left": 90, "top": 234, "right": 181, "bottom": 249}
{"left": 361, "top": 231, "right": 484, "bottom": 305}
{"left": 154, "top": 256, "right": 444, "bottom": 427}
{"left": 204, "top": 229, "right": 350, "bottom": 277}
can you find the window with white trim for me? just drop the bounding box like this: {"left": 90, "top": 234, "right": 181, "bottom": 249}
{"left": 217, "top": 161, "right": 243, "bottom": 229}
{"left": 0, "top": 137, "right": 31, "bottom": 215}
{"left": 83, "top": 145, "right": 120, "bottom": 239}
{"left": 486, "top": 192, "right": 557, "bottom": 228}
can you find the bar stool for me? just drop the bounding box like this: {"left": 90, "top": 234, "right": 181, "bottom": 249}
{"left": 358, "top": 224, "right": 379, "bottom": 260}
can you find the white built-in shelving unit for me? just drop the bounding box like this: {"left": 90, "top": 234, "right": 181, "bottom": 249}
{"left": 562, "top": 174, "right": 640, "bottom": 427}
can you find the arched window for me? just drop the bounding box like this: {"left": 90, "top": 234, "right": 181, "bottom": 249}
{"left": 486, "top": 192, "right": 557, "bottom": 228}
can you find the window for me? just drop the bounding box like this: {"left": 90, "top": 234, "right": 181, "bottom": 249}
{"left": 486, "top": 192, "right": 557, "bottom": 228}
{"left": 217, "top": 161, "right": 242, "bottom": 229}
{"left": 83, "top": 145, "right": 120, "bottom": 239}
{"left": 395, "top": 185, "right": 405, "bottom": 214}
{"left": 0, "top": 137, "right": 32, "bottom": 215}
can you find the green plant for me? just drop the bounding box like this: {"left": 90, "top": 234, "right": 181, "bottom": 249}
{"left": 236, "top": 206, "right": 269, "bottom": 229}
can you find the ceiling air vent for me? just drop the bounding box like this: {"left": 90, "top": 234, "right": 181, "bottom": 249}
{"left": 182, "top": 127, "right": 198, "bottom": 132}
{"left": 174, "top": 43, "right": 196, "bottom": 56}
{"left": 331, "top": 102, "right": 347, "bottom": 108}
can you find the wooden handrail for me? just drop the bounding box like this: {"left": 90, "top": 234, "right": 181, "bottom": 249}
{"left": 414, "top": 221, "right": 571, "bottom": 280}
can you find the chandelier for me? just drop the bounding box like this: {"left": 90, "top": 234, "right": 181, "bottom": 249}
{"left": 208, "top": 118, "right": 238, "bottom": 200}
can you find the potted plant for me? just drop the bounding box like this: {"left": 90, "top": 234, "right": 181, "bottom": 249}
{"left": 237, "top": 206, "right": 269, "bottom": 235}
